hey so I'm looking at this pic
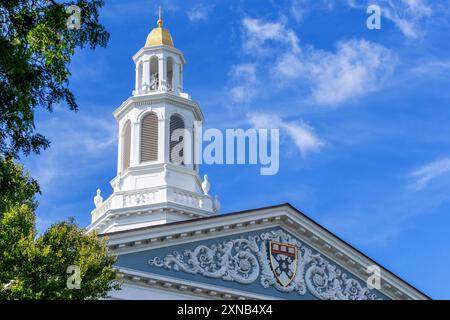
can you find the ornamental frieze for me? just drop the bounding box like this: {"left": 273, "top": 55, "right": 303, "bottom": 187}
{"left": 148, "top": 229, "right": 382, "bottom": 300}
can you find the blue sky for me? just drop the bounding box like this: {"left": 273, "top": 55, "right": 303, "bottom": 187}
{"left": 22, "top": 0, "right": 450, "bottom": 298}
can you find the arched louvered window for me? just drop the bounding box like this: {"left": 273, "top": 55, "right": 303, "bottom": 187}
{"left": 170, "top": 114, "right": 185, "bottom": 165}
{"left": 140, "top": 112, "right": 158, "bottom": 162}
{"left": 121, "top": 120, "right": 131, "bottom": 172}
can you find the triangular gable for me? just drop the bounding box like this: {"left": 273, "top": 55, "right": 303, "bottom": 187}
{"left": 105, "top": 203, "right": 428, "bottom": 300}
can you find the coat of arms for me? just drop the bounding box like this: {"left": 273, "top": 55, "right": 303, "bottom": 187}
{"left": 269, "top": 241, "right": 298, "bottom": 287}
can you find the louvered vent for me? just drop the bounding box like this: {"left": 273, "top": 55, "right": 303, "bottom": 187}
{"left": 122, "top": 121, "right": 131, "bottom": 172}
{"left": 140, "top": 112, "right": 158, "bottom": 162}
{"left": 170, "top": 114, "right": 184, "bottom": 165}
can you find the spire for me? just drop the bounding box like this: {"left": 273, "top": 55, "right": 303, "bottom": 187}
{"left": 157, "top": 6, "right": 163, "bottom": 28}
{"left": 145, "top": 7, "right": 174, "bottom": 47}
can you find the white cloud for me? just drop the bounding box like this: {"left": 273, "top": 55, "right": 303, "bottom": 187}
{"left": 248, "top": 113, "right": 325, "bottom": 156}
{"left": 228, "top": 64, "right": 258, "bottom": 104}
{"left": 290, "top": 0, "right": 335, "bottom": 22}
{"left": 347, "top": 0, "right": 433, "bottom": 39}
{"left": 290, "top": 0, "right": 307, "bottom": 22}
{"left": 274, "top": 39, "right": 397, "bottom": 106}
{"left": 276, "top": 53, "right": 304, "bottom": 79}
{"left": 238, "top": 17, "right": 397, "bottom": 107}
{"left": 409, "top": 158, "right": 450, "bottom": 191}
{"left": 241, "top": 18, "right": 300, "bottom": 55}
{"left": 294, "top": 0, "right": 434, "bottom": 38}
{"left": 26, "top": 111, "right": 117, "bottom": 193}
{"left": 187, "top": 4, "right": 213, "bottom": 22}
{"left": 230, "top": 64, "right": 256, "bottom": 81}
{"left": 283, "top": 121, "right": 325, "bottom": 155}
{"left": 409, "top": 59, "right": 450, "bottom": 77}
{"left": 231, "top": 19, "right": 302, "bottom": 104}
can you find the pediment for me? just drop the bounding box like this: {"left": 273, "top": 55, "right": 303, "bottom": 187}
{"left": 105, "top": 203, "right": 427, "bottom": 300}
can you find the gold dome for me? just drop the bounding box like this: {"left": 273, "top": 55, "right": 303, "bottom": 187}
{"left": 145, "top": 16, "right": 174, "bottom": 47}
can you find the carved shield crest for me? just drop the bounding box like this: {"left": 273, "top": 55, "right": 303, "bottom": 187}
{"left": 269, "top": 241, "right": 298, "bottom": 287}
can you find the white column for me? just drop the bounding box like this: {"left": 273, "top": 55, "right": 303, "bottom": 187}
{"left": 143, "top": 59, "right": 150, "bottom": 89}
{"left": 117, "top": 125, "right": 123, "bottom": 175}
{"left": 134, "top": 64, "right": 139, "bottom": 94}
{"left": 161, "top": 116, "right": 169, "bottom": 163}
{"left": 180, "top": 65, "right": 183, "bottom": 92}
{"left": 173, "top": 62, "right": 180, "bottom": 93}
{"left": 158, "top": 56, "right": 166, "bottom": 91}
{"left": 186, "top": 125, "right": 194, "bottom": 170}
{"left": 193, "top": 121, "right": 202, "bottom": 172}
{"left": 131, "top": 121, "right": 140, "bottom": 167}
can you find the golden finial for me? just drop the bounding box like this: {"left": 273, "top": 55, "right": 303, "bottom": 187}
{"left": 145, "top": 5, "right": 174, "bottom": 47}
{"left": 157, "top": 6, "right": 163, "bottom": 28}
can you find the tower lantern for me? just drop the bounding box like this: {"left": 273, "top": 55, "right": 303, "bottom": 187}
{"left": 133, "top": 11, "right": 184, "bottom": 95}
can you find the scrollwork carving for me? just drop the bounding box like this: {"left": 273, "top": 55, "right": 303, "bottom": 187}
{"left": 148, "top": 229, "right": 382, "bottom": 300}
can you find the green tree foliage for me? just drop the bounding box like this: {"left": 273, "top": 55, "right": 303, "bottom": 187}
{"left": 0, "top": 1, "right": 119, "bottom": 299}
{"left": 0, "top": 0, "right": 109, "bottom": 158}
{"left": 0, "top": 158, "right": 120, "bottom": 299}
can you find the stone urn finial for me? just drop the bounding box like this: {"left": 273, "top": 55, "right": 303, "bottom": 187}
{"left": 201, "top": 174, "right": 210, "bottom": 195}
{"left": 94, "top": 188, "right": 103, "bottom": 208}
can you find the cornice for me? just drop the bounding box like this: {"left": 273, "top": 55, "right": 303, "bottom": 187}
{"left": 113, "top": 93, "right": 204, "bottom": 122}
{"left": 115, "top": 267, "right": 277, "bottom": 300}
{"left": 88, "top": 203, "right": 215, "bottom": 234}
{"left": 132, "top": 45, "right": 186, "bottom": 64}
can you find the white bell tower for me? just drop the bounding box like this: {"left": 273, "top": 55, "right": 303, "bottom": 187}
{"left": 88, "top": 13, "right": 219, "bottom": 234}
